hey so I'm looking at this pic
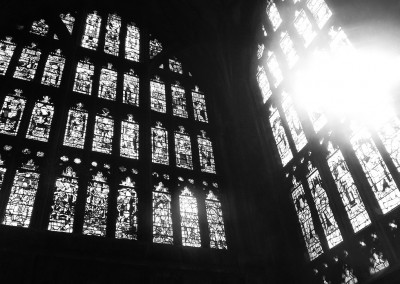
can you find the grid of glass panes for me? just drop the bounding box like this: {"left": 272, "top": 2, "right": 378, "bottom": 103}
{"left": 92, "top": 113, "right": 114, "bottom": 154}
{"left": 120, "top": 116, "right": 139, "bottom": 159}
{"left": 116, "top": 177, "right": 138, "bottom": 240}
{"left": 151, "top": 124, "right": 169, "bottom": 165}
{"left": 26, "top": 97, "right": 54, "bottom": 142}
{"left": 13, "top": 44, "right": 41, "bottom": 81}
{"left": 41, "top": 50, "right": 65, "bottom": 87}
{"left": 198, "top": 133, "right": 216, "bottom": 174}
{"left": 82, "top": 12, "right": 101, "bottom": 50}
{"left": 192, "top": 89, "right": 208, "bottom": 123}
{"left": 30, "top": 19, "right": 49, "bottom": 36}
{"left": 172, "top": 83, "right": 188, "bottom": 118}
{"left": 266, "top": 2, "right": 282, "bottom": 31}
{"left": 123, "top": 71, "right": 139, "bottom": 106}
{"left": 73, "top": 60, "right": 94, "bottom": 95}
{"left": 125, "top": 23, "right": 140, "bottom": 61}
{"left": 205, "top": 191, "right": 227, "bottom": 249}
{"left": 98, "top": 66, "right": 117, "bottom": 101}
{"left": 169, "top": 58, "right": 183, "bottom": 74}
{"left": 269, "top": 106, "right": 293, "bottom": 166}
{"left": 63, "top": 104, "right": 88, "bottom": 149}
{"left": 104, "top": 14, "right": 121, "bottom": 56}
{"left": 306, "top": 0, "right": 332, "bottom": 29}
{"left": 175, "top": 130, "right": 193, "bottom": 170}
{"left": 150, "top": 78, "right": 166, "bottom": 113}
{"left": 256, "top": 66, "right": 272, "bottom": 103}
{"left": 0, "top": 37, "right": 16, "bottom": 75}
{"left": 266, "top": 51, "right": 283, "bottom": 88}
{"left": 152, "top": 182, "right": 173, "bottom": 244}
{"left": 0, "top": 92, "right": 26, "bottom": 136}
{"left": 180, "top": 188, "right": 201, "bottom": 247}
{"left": 293, "top": 10, "right": 316, "bottom": 47}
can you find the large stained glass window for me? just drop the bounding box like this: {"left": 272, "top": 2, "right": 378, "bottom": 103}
{"left": 192, "top": 86, "right": 208, "bottom": 123}
{"left": 180, "top": 187, "right": 201, "bottom": 247}
{"left": 63, "top": 103, "right": 88, "bottom": 149}
{"left": 0, "top": 89, "right": 26, "bottom": 136}
{"left": 98, "top": 64, "right": 117, "bottom": 101}
{"left": 306, "top": 0, "right": 332, "bottom": 29}
{"left": 266, "top": 51, "right": 283, "bottom": 88}
{"left": 326, "top": 142, "right": 371, "bottom": 232}
{"left": 169, "top": 58, "right": 183, "bottom": 74}
{"left": 198, "top": 131, "right": 216, "bottom": 174}
{"left": 82, "top": 11, "right": 101, "bottom": 50}
{"left": 123, "top": 70, "right": 139, "bottom": 106}
{"left": 171, "top": 82, "right": 188, "bottom": 118}
{"left": 307, "top": 162, "right": 343, "bottom": 248}
{"left": 26, "top": 96, "right": 54, "bottom": 142}
{"left": 120, "top": 115, "right": 139, "bottom": 159}
{"left": 294, "top": 10, "right": 316, "bottom": 47}
{"left": 149, "top": 38, "right": 163, "bottom": 59}
{"left": 269, "top": 106, "right": 293, "bottom": 166}
{"left": 41, "top": 49, "right": 65, "bottom": 87}
{"left": 92, "top": 109, "right": 114, "bottom": 154}
{"left": 125, "top": 23, "right": 140, "bottom": 62}
{"left": 256, "top": 66, "right": 272, "bottom": 103}
{"left": 292, "top": 177, "right": 324, "bottom": 261}
{"left": 13, "top": 43, "right": 41, "bottom": 81}
{"left": 116, "top": 176, "right": 138, "bottom": 240}
{"left": 30, "top": 19, "right": 49, "bottom": 36}
{"left": 266, "top": 2, "right": 282, "bottom": 32}
{"left": 205, "top": 191, "right": 227, "bottom": 249}
{"left": 280, "top": 31, "right": 299, "bottom": 69}
{"left": 0, "top": 37, "right": 16, "bottom": 75}
{"left": 60, "top": 13, "right": 75, "bottom": 34}
{"left": 73, "top": 59, "right": 94, "bottom": 95}
{"left": 152, "top": 180, "right": 173, "bottom": 244}
{"left": 175, "top": 126, "right": 193, "bottom": 170}
{"left": 104, "top": 14, "right": 121, "bottom": 56}
{"left": 150, "top": 77, "right": 166, "bottom": 113}
{"left": 152, "top": 122, "right": 169, "bottom": 165}
{"left": 376, "top": 114, "right": 400, "bottom": 170}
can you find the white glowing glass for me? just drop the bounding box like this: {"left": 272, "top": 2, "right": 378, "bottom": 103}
{"left": 14, "top": 44, "right": 41, "bottom": 81}
{"left": 82, "top": 12, "right": 101, "bottom": 50}
{"left": 104, "top": 14, "right": 121, "bottom": 56}
{"left": 280, "top": 31, "right": 299, "bottom": 68}
{"left": 125, "top": 23, "right": 140, "bottom": 62}
{"left": 150, "top": 78, "right": 166, "bottom": 113}
{"left": 98, "top": 65, "right": 117, "bottom": 101}
{"left": 266, "top": 2, "right": 282, "bottom": 32}
{"left": 269, "top": 106, "right": 292, "bottom": 166}
{"left": 180, "top": 188, "right": 201, "bottom": 247}
{"left": 0, "top": 37, "right": 16, "bottom": 75}
{"left": 266, "top": 51, "right": 283, "bottom": 88}
{"left": 256, "top": 66, "right": 272, "bottom": 103}
{"left": 306, "top": 0, "right": 332, "bottom": 29}
{"left": 41, "top": 50, "right": 65, "bottom": 87}
{"left": 73, "top": 59, "right": 94, "bottom": 95}
{"left": 294, "top": 10, "right": 316, "bottom": 47}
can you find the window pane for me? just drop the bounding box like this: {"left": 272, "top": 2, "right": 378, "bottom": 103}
{"left": 269, "top": 106, "right": 293, "bottom": 166}
{"left": 30, "top": 19, "right": 49, "bottom": 36}
{"left": 198, "top": 131, "right": 216, "bottom": 174}
{"left": 14, "top": 44, "right": 41, "bottom": 81}
{"left": 153, "top": 182, "right": 173, "bottom": 244}
{"left": 116, "top": 177, "right": 138, "bottom": 240}
{"left": 104, "top": 14, "right": 121, "bottom": 56}
{"left": 125, "top": 23, "right": 140, "bottom": 62}
{"left": 98, "top": 64, "right": 117, "bottom": 101}
{"left": 306, "top": 0, "right": 332, "bottom": 29}
{"left": 150, "top": 77, "right": 166, "bottom": 113}
{"left": 150, "top": 38, "right": 162, "bottom": 59}
{"left": 120, "top": 115, "right": 139, "bottom": 159}
{"left": 26, "top": 96, "right": 54, "bottom": 142}
{"left": 180, "top": 188, "right": 201, "bottom": 247}
{"left": 280, "top": 31, "right": 299, "bottom": 68}
{"left": 0, "top": 37, "right": 16, "bottom": 75}
{"left": 266, "top": 51, "right": 283, "bottom": 88}
{"left": 152, "top": 122, "right": 169, "bottom": 165}
{"left": 205, "top": 191, "right": 227, "bottom": 249}
{"left": 294, "top": 10, "right": 316, "bottom": 47}
{"left": 0, "top": 90, "right": 26, "bottom": 136}
{"left": 92, "top": 110, "right": 114, "bottom": 154}
{"left": 41, "top": 49, "right": 65, "bottom": 87}
{"left": 192, "top": 87, "right": 208, "bottom": 123}
{"left": 82, "top": 12, "right": 101, "bottom": 50}
{"left": 73, "top": 59, "right": 94, "bottom": 95}
{"left": 60, "top": 13, "right": 75, "bottom": 34}
{"left": 123, "top": 70, "right": 140, "bottom": 106}
{"left": 256, "top": 66, "right": 272, "bottom": 103}
{"left": 266, "top": 2, "right": 282, "bottom": 31}
{"left": 175, "top": 127, "right": 193, "bottom": 170}
{"left": 63, "top": 103, "right": 88, "bottom": 149}
{"left": 172, "top": 82, "right": 188, "bottom": 118}
{"left": 169, "top": 58, "right": 183, "bottom": 74}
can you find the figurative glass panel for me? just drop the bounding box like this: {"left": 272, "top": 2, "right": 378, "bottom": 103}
{"left": 82, "top": 12, "right": 101, "bottom": 50}
{"left": 257, "top": 44, "right": 264, "bottom": 60}
{"left": 175, "top": 127, "right": 193, "bottom": 170}
{"left": 280, "top": 31, "right": 299, "bottom": 68}
{"left": 169, "top": 58, "right": 183, "bottom": 74}
{"left": 0, "top": 37, "right": 16, "bottom": 75}
{"left": 172, "top": 83, "right": 188, "bottom": 118}
{"left": 281, "top": 92, "right": 307, "bottom": 151}
{"left": 120, "top": 115, "right": 139, "bottom": 159}
{"left": 63, "top": 104, "right": 88, "bottom": 149}
{"left": 123, "top": 71, "right": 139, "bottom": 106}
{"left": 152, "top": 182, "right": 173, "bottom": 244}
{"left": 350, "top": 125, "right": 400, "bottom": 214}
{"left": 294, "top": 10, "right": 316, "bottom": 47}
{"left": 73, "top": 59, "right": 94, "bottom": 95}
{"left": 104, "top": 14, "right": 121, "bottom": 56}
{"left": 266, "top": 2, "right": 282, "bottom": 31}
{"left": 98, "top": 65, "right": 117, "bottom": 101}
{"left": 4, "top": 160, "right": 40, "bottom": 227}
{"left": 192, "top": 87, "right": 208, "bottom": 123}
{"left": 14, "top": 44, "right": 41, "bottom": 81}
{"left": 0, "top": 155, "right": 6, "bottom": 188}
{"left": 150, "top": 77, "right": 166, "bottom": 113}
{"left": 256, "top": 66, "right": 272, "bottom": 103}
{"left": 48, "top": 166, "right": 78, "bottom": 233}
{"left": 41, "top": 49, "right": 65, "bottom": 87}
{"left": 26, "top": 97, "right": 54, "bottom": 142}
{"left": 326, "top": 142, "right": 371, "bottom": 232}
{"left": 150, "top": 38, "right": 163, "bottom": 59}
{"left": 292, "top": 178, "right": 323, "bottom": 261}
{"left": 60, "top": 13, "right": 75, "bottom": 34}
{"left": 30, "top": 19, "right": 49, "bottom": 36}
{"left": 151, "top": 123, "right": 169, "bottom": 165}
{"left": 307, "top": 163, "right": 343, "bottom": 248}
{"left": 116, "top": 177, "right": 138, "bottom": 240}
{"left": 205, "top": 191, "right": 227, "bottom": 249}
{"left": 180, "top": 188, "right": 201, "bottom": 247}
{"left": 0, "top": 91, "right": 26, "bottom": 136}
{"left": 198, "top": 131, "right": 216, "bottom": 173}
{"left": 83, "top": 171, "right": 109, "bottom": 236}
{"left": 269, "top": 106, "right": 293, "bottom": 166}
{"left": 377, "top": 114, "right": 400, "bottom": 170}
{"left": 306, "top": 0, "right": 332, "bottom": 29}
{"left": 125, "top": 23, "right": 140, "bottom": 62}
{"left": 92, "top": 110, "right": 114, "bottom": 154}
{"left": 266, "top": 51, "right": 283, "bottom": 88}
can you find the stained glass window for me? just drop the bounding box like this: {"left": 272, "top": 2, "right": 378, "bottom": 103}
{"left": 308, "top": 107, "right": 327, "bottom": 133}
{"left": 82, "top": 11, "right": 101, "bottom": 50}
{"left": 369, "top": 249, "right": 389, "bottom": 274}
{"left": 266, "top": 51, "right": 283, "bottom": 88}
{"left": 13, "top": 43, "right": 41, "bottom": 81}
{"left": 104, "top": 14, "right": 121, "bottom": 56}
{"left": 280, "top": 31, "right": 299, "bottom": 68}
{"left": 0, "top": 89, "right": 26, "bottom": 136}
{"left": 198, "top": 131, "right": 216, "bottom": 174}
{"left": 153, "top": 181, "right": 173, "bottom": 244}
{"left": 150, "top": 38, "right": 163, "bottom": 59}
{"left": 377, "top": 114, "right": 400, "bottom": 170}
{"left": 269, "top": 106, "right": 293, "bottom": 166}
{"left": 120, "top": 114, "right": 139, "bottom": 159}
{"left": 256, "top": 66, "right": 272, "bottom": 103}
{"left": 4, "top": 159, "right": 40, "bottom": 227}
{"left": 92, "top": 109, "right": 114, "bottom": 154}
{"left": 307, "top": 162, "right": 343, "bottom": 248}
{"left": 152, "top": 122, "right": 169, "bottom": 165}
{"left": 350, "top": 124, "right": 400, "bottom": 214}
{"left": 26, "top": 96, "right": 54, "bottom": 142}
{"left": 281, "top": 92, "right": 307, "bottom": 151}
{"left": 123, "top": 70, "right": 139, "bottom": 106}
{"left": 329, "top": 26, "right": 353, "bottom": 53}
{"left": 116, "top": 176, "right": 138, "bottom": 240}
{"left": 205, "top": 191, "right": 227, "bottom": 249}
{"left": 83, "top": 170, "right": 109, "bottom": 236}
{"left": 171, "top": 82, "right": 188, "bottom": 118}
{"left": 192, "top": 86, "right": 208, "bottom": 123}
{"left": 180, "top": 187, "right": 201, "bottom": 247}
{"left": 48, "top": 163, "right": 78, "bottom": 233}
{"left": 291, "top": 177, "right": 324, "bottom": 261}
{"left": 98, "top": 64, "right": 117, "bottom": 101}
{"left": 306, "top": 0, "right": 332, "bottom": 29}
{"left": 175, "top": 126, "right": 193, "bottom": 170}
{"left": 266, "top": 2, "right": 282, "bottom": 32}
{"left": 30, "top": 19, "right": 49, "bottom": 36}
{"left": 125, "top": 23, "right": 140, "bottom": 62}
{"left": 294, "top": 10, "right": 316, "bottom": 47}
{"left": 63, "top": 103, "right": 88, "bottom": 149}
{"left": 73, "top": 59, "right": 94, "bottom": 95}
{"left": 41, "top": 49, "right": 65, "bottom": 87}
{"left": 169, "top": 58, "right": 183, "bottom": 74}
{"left": 60, "top": 13, "right": 75, "bottom": 34}
{"left": 257, "top": 44, "right": 265, "bottom": 60}
{"left": 150, "top": 77, "right": 166, "bottom": 113}
{"left": 0, "top": 148, "right": 9, "bottom": 189}
{"left": 326, "top": 142, "right": 371, "bottom": 233}
{"left": 0, "top": 37, "right": 16, "bottom": 75}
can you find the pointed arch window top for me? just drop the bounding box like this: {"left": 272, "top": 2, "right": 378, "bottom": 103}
{"left": 31, "top": 19, "right": 49, "bottom": 36}
{"left": 60, "top": 13, "right": 75, "bottom": 34}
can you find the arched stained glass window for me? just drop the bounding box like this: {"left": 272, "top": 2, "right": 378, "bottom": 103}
{"left": 0, "top": 89, "right": 26, "bottom": 136}
{"left": 152, "top": 178, "right": 173, "bottom": 244}
{"left": 92, "top": 108, "right": 114, "bottom": 154}
{"left": 171, "top": 82, "right": 188, "bottom": 118}
{"left": 198, "top": 130, "right": 216, "bottom": 174}
{"left": 14, "top": 43, "right": 41, "bottom": 81}
{"left": 30, "top": 19, "right": 49, "bottom": 36}
{"left": 150, "top": 76, "right": 166, "bottom": 113}
{"left": 205, "top": 190, "right": 227, "bottom": 249}
{"left": 280, "top": 31, "right": 299, "bottom": 68}
{"left": 63, "top": 103, "right": 88, "bottom": 149}
{"left": 116, "top": 175, "right": 138, "bottom": 240}
{"left": 257, "top": 44, "right": 265, "bottom": 60}
{"left": 73, "top": 58, "right": 94, "bottom": 95}
{"left": 180, "top": 187, "right": 201, "bottom": 247}
{"left": 104, "top": 14, "right": 121, "bottom": 56}
{"left": 41, "top": 49, "right": 65, "bottom": 87}
{"left": 329, "top": 26, "right": 353, "bottom": 52}
{"left": 26, "top": 96, "right": 54, "bottom": 142}
{"left": 269, "top": 106, "right": 293, "bottom": 166}
{"left": 294, "top": 10, "right": 316, "bottom": 47}
{"left": 192, "top": 86, "right": 208, "bottom": 123}
{"left": 0, "top": 37, "right": 16, "bottom": 75}
{"left": 99, "top": 64, "right": 117, "bottom": 101}
{"left": 307, "top": 107, "right": 327, "bottom": 133}
{"left": 82, "top": 11, "right": 102, "bottom": 50}
{"left": 175, "top": 126, "right": 193, "bottom": 170}
{"left": 306, "top": 0, "right": 332, "bottom": 29}
{"left": 120, "top": 114, "right": 139, "bottom": 159}
{"left": 266, "top": 2, "right": 282, "bottom": 32}
{"left": 125, "top": 23, "right": 140, "bottom": 62}
{"left": 123, "top": 70, "right": 139, "bottom": 106}
{"left": 149, "top": 37, "right": 163, "bottom": 59}
{"left": 266, "top": 51, "right": 283, "bottom": 88}
{"left": 60, "top": 13, "right": 75, "bottom": 34}
{"left": 152, "top": 122, "right": 169, "bottom": 165}
{"left": 256, "top": 66, "right": 272, "bottom": 103}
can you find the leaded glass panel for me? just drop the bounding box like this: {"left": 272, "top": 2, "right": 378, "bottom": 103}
{"left": 198, "top": 131, "right": 216, "bottom": 174}
{"left": 125, "top": 23, "right": 140, "bottom": 62}
{"left": 175, "top": 127, "right": 193, "bottom": 170}
{"left": 116, "top": 177, "right": 138, "bottom": 240}
{"left": 104, "top": 14, "right": 121, "bottom": 56}
{"left": 0, "top": 37, "right": 16, "bottom": 75}
{"left": 150, "top": 77, "right": 166, "bottom": 113}
{"left": 30, "top": 19, "right": 49, "bottom": 36}
{"left": 308, "top": 107, "right": 327, "bottom": 133}
{"left": 172, "top": 82, "right": 188, "bottom": 118}
{"left": 14, "top": 43, "right": 41, "bottom": 81}
{"left": 120, "top": 115, "right": 139, "bottom": 159}
{"left": 92, "top": 109, "right": 114, "bottom": 154}
{"left": 257, "top": 44, "right": 265, "bottom": 60}
{"left": 98, "top": 64, "right": 117, "bottom": 101}
{"left": 205, "top": 191, "right": 227, "bottom": 249}
{"left": 63, "top": 103, "right": 88, "bottom": 149}
{"left": 169, "top": 58, "right": 183, "bottom": 74}
{"left": 376, "top": 113, "right": 400, "bottom": 170}
{"left": 152, "top": 182, "right": 173, "bottom": 244}
{"left": 0, "top": 90, "right": 26, "bottom": 136}
{"left": 192, "top": 87, "right": 208, "bottom": 123}
{"left": 60, "top": 13, "right": 75, "bottom": 34}
{"left": 266, "top": 51, "right": 283, "bottom": 88}
{"left": 150, "top": 38, "right": 162, "bottom": 59}
{"left": 152, "top": 122, "right": 169, "bottom": 165}
{"left": 82, "top": 12, "right": 101, "bottom": 50}
{"left": 123, "top": 70, "right": 139, "bottom": 106}
{"left": 269, "top": 106, "right": 293, "bottom": 166}
{"left": 256, "top": 66, "right": 272, "bottom": 103}
{"left": 306, "top": 0, "right": 332, "bottom": 29}
{"left": 41, "top": 49, "right": 65, "bottom": 87}
{"left": 26, "top": 96, "right": 54, "bottom": 142}
{"left": 266, "top": 2, "right": 282, "bottom": 32}
{"left": 180, "top": 187, "right": 201, "bottom": 247}
{"left": 280, "top": 31, "right": 299, "bottom": 68}
{"left": 73, "top": 59, "right": 94, "bottom": 95}
{"left": 294, "top": 10, "right": 316, "bottom": 47}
